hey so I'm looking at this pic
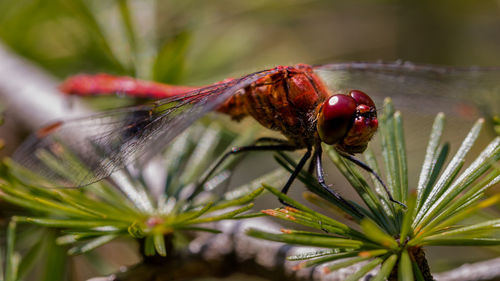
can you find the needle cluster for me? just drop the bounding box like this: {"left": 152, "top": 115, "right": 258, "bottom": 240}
{"left": 0, "top": 123, "right": 281, "bottom": 281}
{"left": 248, "top": 98, "right": 500, "bottom": 280}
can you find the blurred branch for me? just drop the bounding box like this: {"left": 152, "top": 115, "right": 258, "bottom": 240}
{"left": 0, "top": 44, "right": 92, "bottom": 129}
{"left": 89, "top": 218, "right": 379, "bottom": 281}
{"left": 0, "top": 42, "right": 499, "bottom": 281}
{"left": 87, "top": 219, "right": 500, "bottom": 281}
{"left": 434, "top": 257, "right": 500, "bottom": 281}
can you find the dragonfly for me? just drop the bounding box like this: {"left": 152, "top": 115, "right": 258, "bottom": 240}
{"left": 13, "top": 62, "right": 500, "bottom": 217}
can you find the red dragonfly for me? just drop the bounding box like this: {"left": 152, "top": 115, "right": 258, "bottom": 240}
{"left": 13, "top": 62, "right": 500, "bottom": 216}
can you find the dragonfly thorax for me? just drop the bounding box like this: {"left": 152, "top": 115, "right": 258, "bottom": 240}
{"left": 218, "top": 64, "right": 331, "bottom": 148}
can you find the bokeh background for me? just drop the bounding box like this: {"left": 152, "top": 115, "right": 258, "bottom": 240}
{"left": 2, "top": 0, "right": 500, "bottom": 82}
{"left": 1, "top": 0, "right": 500, "bottom": 280}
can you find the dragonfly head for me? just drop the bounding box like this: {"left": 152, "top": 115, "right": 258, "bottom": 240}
{"left": 316, "top": 90, "right": 378, "bottom": 154}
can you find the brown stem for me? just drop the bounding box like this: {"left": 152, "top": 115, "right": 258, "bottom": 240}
{"left": 409, "top": 247, "right": 435, "bottom": 281}
{"left": 115, "top": 245, "right": 290, "bottom": 281}
{"left": 389, "top": 247, "right": 435, "bottom": 281}
{"left": 115, "top": 256, "right": 290, "bottom": 281}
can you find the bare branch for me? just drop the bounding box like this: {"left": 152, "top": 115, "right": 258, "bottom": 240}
{"left": 434, "top": 257, "right": 500, "bottom": 281}
{"left": 0, "top": 44, "right": 91, "bottom": 129}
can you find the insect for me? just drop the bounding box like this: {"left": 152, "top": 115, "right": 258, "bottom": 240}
{"left": 14, "top": 62, "right": 500, "bottom": 217}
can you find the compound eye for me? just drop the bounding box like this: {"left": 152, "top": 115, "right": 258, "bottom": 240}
{"left": 317, "top": 94, "right": 356, "bottom": 145}
{"left": 350, "top": 90, "right": 375, "bottom": 107}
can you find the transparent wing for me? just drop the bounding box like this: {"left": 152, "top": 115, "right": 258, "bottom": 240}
{"left": 314, "top": 61, "right": 500, "bottom": 178}
{"left": 13, "top": 69, "right": 278, "bottom": 188}
{"left": 314, "top": 62, "right": 500, "bottom": 120}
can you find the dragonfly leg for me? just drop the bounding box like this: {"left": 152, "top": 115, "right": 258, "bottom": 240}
{"left": 253, "top": 137, "right": 290, "bottom": 145}
{"left": 280, "top": 147, "right": 312, "bottom": 193}
{"left": 188, "top": 142, "right": 297, "bottom": 200}
{"left": 315, "top": 145, "right": 364, "bottom": 218}
{"left": 278, "top": 147, "right": 312, "bottom": 207}
{"left": 336, "top": 150, "right": 407, "bottom": 208}
{"left": 280, "top": 147, "right": 312, "bottom": 195}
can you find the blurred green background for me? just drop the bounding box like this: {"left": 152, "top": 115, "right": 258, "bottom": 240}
{"left": 2, "top": 0, "right": 500, "bottom": 84}
{"left": 1, "top": 0, "right": 500, "bottom": 280}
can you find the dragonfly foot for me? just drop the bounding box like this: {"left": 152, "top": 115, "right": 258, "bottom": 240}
{"left": 390, "top": 198, "right": 407, "bottom": 208}
{"left": 279, "top": 198, "right": 297, "bottom": 209}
